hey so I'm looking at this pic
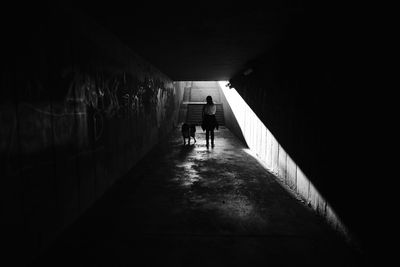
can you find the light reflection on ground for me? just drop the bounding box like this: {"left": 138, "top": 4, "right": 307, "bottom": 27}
{"left": 32, "top": 123, "right": 365, "bottom": 267}
{"left": 170, "top": 126, "right": 265, "bottom": 224}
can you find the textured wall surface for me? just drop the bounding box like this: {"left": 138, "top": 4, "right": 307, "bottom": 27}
{"left": 225, "top": 31, "right": 374, "bottom": 252}
{"left": 1, "top": 5, "right": 184, "bottom": 265}
{"left": 218, "top": 82, "right": 246, "bottom": 145}
{"left": 219, "top": 83, "right": 353, "bottom": 245}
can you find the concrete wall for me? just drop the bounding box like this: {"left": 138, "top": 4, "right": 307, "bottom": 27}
{"left": 1, "top": 4, "right": 184, "bottom": 266}
{"left": 177, "top": 82, "right": 192, "bottom": 123}
{"left": 222, "top": 4, "right": 386, "bottom": 256}
{"left": 219, "top": 83, "right": 352, "bottom": 244}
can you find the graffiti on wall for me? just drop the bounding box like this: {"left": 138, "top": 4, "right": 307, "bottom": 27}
{"left": 64, "top": 69, "right": 176, "bottom": 145}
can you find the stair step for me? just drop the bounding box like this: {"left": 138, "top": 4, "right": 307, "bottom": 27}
{"left": 186, "top": 103, "right": 225, "bottom": 126}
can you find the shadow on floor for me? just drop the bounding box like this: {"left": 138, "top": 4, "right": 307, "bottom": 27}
{"left": 30, "top": 127, "right": 367, "bottom": 267}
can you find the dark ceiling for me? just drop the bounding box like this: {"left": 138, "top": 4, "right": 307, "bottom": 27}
{"left": 73, "top": 1, "right": 318, "bottom": 81}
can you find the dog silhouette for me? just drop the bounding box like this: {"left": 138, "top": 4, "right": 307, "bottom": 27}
{"left": 181, "top": 123, "right": 196, "bottom": 145}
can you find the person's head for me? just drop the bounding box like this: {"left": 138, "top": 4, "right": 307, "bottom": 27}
{"left": 206, "top": 95, "right": 213, "bottom": 104}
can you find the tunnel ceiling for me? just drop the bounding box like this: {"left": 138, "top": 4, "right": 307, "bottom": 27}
{"left": 74, "top": 1, "right": 309, "bottom": 81}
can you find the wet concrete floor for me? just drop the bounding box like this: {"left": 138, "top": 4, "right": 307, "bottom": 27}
{"left": 31, "top": 127, "right": 365, "bottom": 266}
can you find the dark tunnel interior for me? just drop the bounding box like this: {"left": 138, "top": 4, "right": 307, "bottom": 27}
{"left": 1, "top": 1, "right": 390, "bottom": 266}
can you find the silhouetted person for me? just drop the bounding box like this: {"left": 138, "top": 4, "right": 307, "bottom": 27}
{"left": 201, "top": 95, "right": 218, "bottom": 148}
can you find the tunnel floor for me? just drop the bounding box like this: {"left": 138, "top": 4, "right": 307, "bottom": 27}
{"left": 31, "top": 126, "right": 364, "bottom": 267}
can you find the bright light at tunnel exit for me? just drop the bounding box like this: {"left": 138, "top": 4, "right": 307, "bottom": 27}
{"left": 218, "top": 79, "right": 309, "bottom": 189}
{"left": 218, "top": 80, "right": 269, "bottom": 161}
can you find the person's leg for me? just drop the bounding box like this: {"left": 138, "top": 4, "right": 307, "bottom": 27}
{"left": 206, "top": 129, "right": 210, "bottom": 147}
{"left": 211, "top": 130, "right": 214, "bottom": 147}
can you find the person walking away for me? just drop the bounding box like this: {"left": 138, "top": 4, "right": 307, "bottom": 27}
{"left": 201, "top": 95, "right": 218, "bottom": 148}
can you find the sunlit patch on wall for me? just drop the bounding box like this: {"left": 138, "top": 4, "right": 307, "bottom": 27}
{"left": 218, "top": 81, "right": 352, "bottom": 243}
